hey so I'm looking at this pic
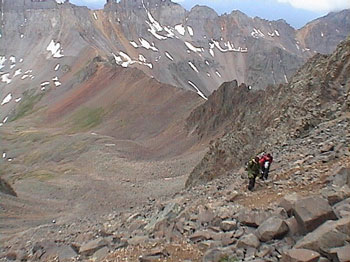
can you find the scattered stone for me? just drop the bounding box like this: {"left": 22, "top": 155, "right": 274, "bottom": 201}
{"left": 219, "top": 220, "right": 237, "bottom": 232}
{"left": 144, "top": 202, "right": 182, "bottom": 231}
{"left": 282, "top": 248, "right": 320, "bottom": 262}
{"left": 237, "top": 233, "right": 260, "bottom": 249}
{"left": 257, "top": 216, "right": 289, "bottom": 242}
{"left": 92, "top": 246, "right": 109, "bottom": 261}
{"left": 79, "top": 237, "right": 108, "bottom": 256}
{"left": 189, "top": 230, "right": 212, "bottom": 242}
{"left": 330, "top": 167, "right": 350, "bottom": 187}
{"left": 128, "top": 235, "right": 149, "bottom": 246}
{"left": 202, "top": 248, "right": 231, "bottom": 262}
{"left": 333, "top": 197, "right": 350, "bottom": 218}
{"left": 292, "top": 196, "right": 337, "bottom": 233}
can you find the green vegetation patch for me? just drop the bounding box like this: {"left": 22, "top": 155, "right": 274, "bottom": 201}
{"left": 20, "top": 170, "right": 56, "bottom": 182}
{"left": 11, "top": 91, "right": 44, "bottom": 121}
{"left": 71, "top": 107, "right": 104, "bottom": 131}
{"left": 219, "top": 256, "right": 239, "bottom": 262}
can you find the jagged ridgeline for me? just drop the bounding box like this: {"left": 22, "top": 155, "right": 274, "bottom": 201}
{"left": 0, "top": 0, "right": 349, "bottom": 111}
{"left": 186, "top": 37, "right": 350, "bottom": 187}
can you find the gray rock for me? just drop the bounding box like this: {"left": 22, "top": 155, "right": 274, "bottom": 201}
{"left": 328, "top": 245, "right": 350, "bottom": 262}
{"left": 331, "top": 167, "right": 350, "bottom": 187}
{"left": 237, "top": 233, "right": 260, "bottom": 249}
{"left": 79, "top": 237, "right": 108, "bottom": 256}
{"left": 281, "top": 248, "right": 320, "bottom": 262}
{"left": 189, "top": 230, "right": 212, "bottom": 242}
{"left": 279, "top": 193, "right": 302, "bottom": 216}
{"left": 220, "top": 220, "right": 237, "bottom": 232}
{"left": 321, "top": 187, "right": 349, "bottom": 205}
{"left": 294, "top": 217, "right": 350, "bottom": 255}
{"left": 285, "top": 216, "right": 302, "bottom": 236}
{"left": 202, "top": 248, "right": 231, "bottom": 262}
{"left": 92, "top": 246, "right": 109, "bottom": 261}
{"left": 144, "top": 202, "right": 182, "bottom": 231}
{"left": 333, "top": 197, "right": 350, "bottom": 218}
{"left": 257, "top": 216, "right": 289, "bottom": 242}
{"left": 128, "top": 235, "right": 149, "bottom": 246}
{"left": 292, "top": 196, "right": 337, "bottom": 233}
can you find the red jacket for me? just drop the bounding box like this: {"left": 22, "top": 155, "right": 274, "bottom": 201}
{"left": 259, "top": 154, "right": 273, "bottom": 167}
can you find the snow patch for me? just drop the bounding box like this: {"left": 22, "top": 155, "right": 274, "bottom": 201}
{"left": 251, "top": 28, "right": 265, "bottom": 39}
{"left": 54, "top": 81, "right": 61, "bottom": 87}
{"left": 274, "top": 30, "right": 280, "bottom": 37}
{"left": 165, "top": 51, "right": 174, "bottom": 61}
{"left": 1, "top": 73, "right": 11, "bottom": 84}
{"left": 321, "top": 32, "right": 324, "bottom": 37}
{"left": 9, "top": 56, "right": 16, "bottom": 64}
{"left": 188, "top": 81, "right": 207, "bottom": 100}
{"left": 0, "top": 56, "right": 6, "bottom": 70}
{"left": 2, "top": 116, "right": 8, "bottom": 123}
{"left": 21, "top": 75, "right": 29, "bottom": 80}
{"left": 130, "top": 41, "right": 138, "bottom": 48}
{"left": 139, "top": 38, "right": 158, "bottom": 51}
{"left": 41, "top": 81, "right": 50, "bottom": 87}
{"left": 54, "top": 64, "right": 60, "bottom": 71}
{"left": 207, "top": 73, "right": 211, "bottom": 77}
{"left": 284, "top": 74, "right": 288, "bottom": 83}
{"left": 187, "top": 26, "right": 194, "bottom": 36}
{"left": 215, "top": 71, "right": 222, "bottom": 78}
{"left": 1, "top": 93, "right": 12, "bottom": 105}
{"left": 175, "top": 24, "right": 185, "bottom": 36}
{"left": 185, "top": 42, "right": 203, "bottom": 53}
{"left": 2, "top": 153, "right": 5, "bottom": 158}
{"left": 188, "top": 61, "right": 199, "bottom": 73}
{"left": 15, "top": 97, "right": 22, "bottom": 103}
{"left": 93, "top": 12, "right": 98, "bottom": 20}
{"left": 19, "top": 58, "right": 23, "bottom": 63}
{"left": 47, "top": 40, "right": 64, "bottom": 58}
{"left": 13, "top": 69, "right": 22, "bottom": 77}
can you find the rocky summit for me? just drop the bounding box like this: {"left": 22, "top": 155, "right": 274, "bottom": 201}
{"left": 0, "top": 0, "right": 350, "bottom": 261}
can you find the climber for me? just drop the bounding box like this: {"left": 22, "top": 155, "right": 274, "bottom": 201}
{"left": 259, "top": 153, "right": 273, "bottom": 180}
{"left": 245, "top": 156, "right": 261, "bottom": 191}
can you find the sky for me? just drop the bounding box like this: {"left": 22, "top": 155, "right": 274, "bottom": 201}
{"left": 69, "top": 0, "right": 350, "bottom": 28}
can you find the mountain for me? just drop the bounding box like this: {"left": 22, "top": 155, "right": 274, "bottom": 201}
{"left": 186, "top": 36, "right": 350, "bottom": 187}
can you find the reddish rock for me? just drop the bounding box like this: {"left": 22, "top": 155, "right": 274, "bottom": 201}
{"left": 282, "top": 248, "right": 320, "bottom": 262}
{"left": 257, "top": 216, "right": 289, "bottom": 242}
{"left": 295, "top": 218, "right": 350, "bottom": 254}
{"left": 292, "top": 196, "right": 337, "bottom": 233}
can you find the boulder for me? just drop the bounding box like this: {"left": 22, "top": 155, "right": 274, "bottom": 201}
{"left": 292, "top": 196, "right": 337, "bottom": 233}
{"left": 328, "top": 245, "right": 350, "bottom": 262}
{"left": 220, "top": 220, "right": 237, "bottom": 232}
{"left": 331, "top": 167, "right": 350, "bottom": 187}
{"left": 285, "top": 217, "right": 302, "bottom": 236}
{"left": 189, "top": 230, "right": 214, "bottom": 242}
{"left": 79, "top": 238, "right": 108, "bottom": 256}
{"left": 92, "top": 247, "right": 109, "bottom": 262}
{"left": 321, "top": 187, "right": 350, "bottom": 205}
{"left": 128, "top": 235, "right": 149, "bottom": 246}
{"left": 198, "top": 206, "right": 216, "bottom": 225}
{"left": 257, "top": 216, "right": 289, "bottom": 242}
{"left": 282, "top": 249, "right": 320, "bottom": 262}
{"left": 202, "top": 248, "right": 231, "bottom": 262}
{"left": 333, "top": 198, "right": 350, "bottom": 218}
{"left": 237, "top": 208, "right": 286, "bottom": 227}
{"left": 237, "top": 233, "right": 260, "bottom": 249}
{"left": 279, "top": 193, "right": 302, "bottom": 216}
{"left": 294, "top": 218, "right": 350, "bottom": 255}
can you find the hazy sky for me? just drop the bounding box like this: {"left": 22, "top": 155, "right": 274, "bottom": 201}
{"left": 69, "top": 0, "right": 350, "bottom": 28}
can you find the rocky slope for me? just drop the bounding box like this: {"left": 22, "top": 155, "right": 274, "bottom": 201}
{"left": 186, "top": 37, "right": 350, "bottom": 187}
{"left": 0, "top": 33, "right": 349, "bottom": 262}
